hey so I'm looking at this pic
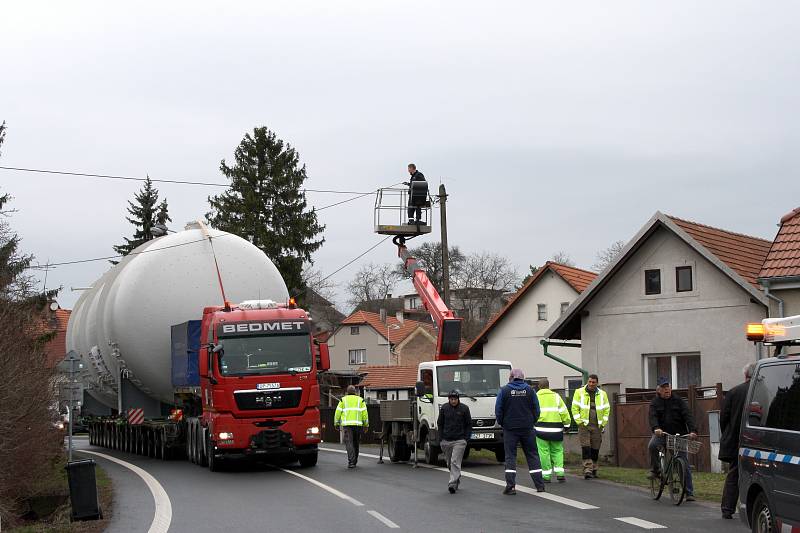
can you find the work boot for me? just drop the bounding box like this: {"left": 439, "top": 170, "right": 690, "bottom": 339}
{"left": 584, "top": 472, "right": 592, "bottom": 479}
{"left": 503, "top": 486, "right": 516, "bottom": 495}
{"left": 448, "top": 484, "right": 456, "bottom": 494}
{"left": 536, "top": 485, "right": 546, "bottom": 493}
{"left": 557, "top": 477, "right": 566, "bottom": 483}
{"left": 722, "top": 512, "right": 733, "bottom": 520}
{"left": 592, "top": 469, "right": 598, "bottom": 478}
{"left": 685, "top": 494, "right": 696, "bottom": 502}
{"left": 544, "top": 478, "right": 551, "bottom": 484}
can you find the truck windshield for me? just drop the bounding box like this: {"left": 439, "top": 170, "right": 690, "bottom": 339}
{"left": 436, "top": 365, "right": 511, "bottom": 397}
{"left": 218, "top": 334, "right": 312, "bottom": 376}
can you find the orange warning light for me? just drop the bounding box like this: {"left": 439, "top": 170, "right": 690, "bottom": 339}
{"left": 746, "top": 323, "right": 765, "bottom": 342}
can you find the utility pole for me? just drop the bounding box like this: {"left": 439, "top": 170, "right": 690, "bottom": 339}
{"left": 438, "top": 183, "right": 451, "bottom": 308}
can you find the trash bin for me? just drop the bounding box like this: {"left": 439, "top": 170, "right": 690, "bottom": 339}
{"left": 65, "top": 459, "right": 102, "bottom": 520}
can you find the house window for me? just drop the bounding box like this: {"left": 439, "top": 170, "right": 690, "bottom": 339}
{"left": 408, "top": 297, "right": 419, "bottom": 310}
{"left": 479, "top": 306, "right": 489, "bottom": 319}
{"left": 644, "top": 353, "right": 701, "bottom": 389}
{"left": 645, "top": 269, "right": 661, "bottom": 295}
{"left": 560, "top": 302, "right": 570, "bottom": 316}
{"left": 348, "top": 349, "right": 366, "bottom": 365}
{"left": 376, "top": 390, "right": 387, "bottom": 400}
{"left": 565, "top": 376, "right": 583, "bottom": 396}
{"left": 676, "top": 266, "right": 693, "bottom": 292}
{"left": 350, "top": 326, "right": 360, "bottom": 335}
{"left": 537, "top": 304, "right": 547, "bottom": 321}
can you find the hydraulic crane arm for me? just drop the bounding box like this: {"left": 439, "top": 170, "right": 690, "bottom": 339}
{"left": 396, "top": 237, "right": 462, "bottom": 360}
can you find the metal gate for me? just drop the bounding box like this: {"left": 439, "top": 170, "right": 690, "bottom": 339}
{"left": 612, "top": 384, "right": 723, "bottom": 472}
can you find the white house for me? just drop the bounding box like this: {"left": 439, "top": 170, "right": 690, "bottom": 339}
{"left": 462, "top": 262, "right": 597, "bottom": 392}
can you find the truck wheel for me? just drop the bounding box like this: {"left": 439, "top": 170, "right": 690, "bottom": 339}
{"left": 207, "top": 435, "right": 221, "bottom": 472}
{"left": 299, "top": 452, "right": 318, "bottom": 468}
{"left": 424, "top": 435, "right": 441, "bottom": 465}
{"left": 198, "top": 428, "right": 208, "bottom": 467}
{"left": 188, "top": 425, "right": 196, "bottom": 464}
{"left": 494, "top": 447, "right": 505, "bottom": 463}
{"left": 160, "top": 430, "right": 169, "bottom": 460}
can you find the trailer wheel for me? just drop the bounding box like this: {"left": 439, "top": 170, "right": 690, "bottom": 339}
{"left": 388, "top": 437, "right": 409, "bottom": 463}
{"left": 207, "top": 435, "right": 222, "bottom": 472}
{"left": 160, "top": 430, "right": 169, "bottom": 460}
{"left": 188, "top": 424, "right": 196, "bottom": 463}
{"left": 198, "top": 428, "right": 208, "bottom": 467}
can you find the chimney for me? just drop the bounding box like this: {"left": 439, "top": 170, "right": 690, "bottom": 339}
{"left": 380, "top": 308, "right": 387, "bottom": 323}
{"left": 395, "top": 311, "right": 404, "bottom": 324}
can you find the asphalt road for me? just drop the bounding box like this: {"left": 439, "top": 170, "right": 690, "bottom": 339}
{"left": 73, "top": 438, "right": 747, "bottom": 533}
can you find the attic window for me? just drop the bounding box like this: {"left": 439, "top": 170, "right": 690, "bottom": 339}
{"left": 645, "top": 269, "right": 661, "bottom": 295}
{"left": 560, "top": 302, "right": 570, "bottom": 315}
{"left": 676, "top": 266, "right": 693, "bottom": 292}
{"left": 537, "top": 304, "right": 547, "bottom": 321}
{"left": 350, "top": 326, "right": 360, "bottom": 335}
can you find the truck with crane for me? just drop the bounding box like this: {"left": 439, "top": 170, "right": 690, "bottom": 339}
{"left": 373, "top": 189, "right": 511, "bottom": 465}
{"left": 69, "top": 221, "right": 330, "bottom": 470}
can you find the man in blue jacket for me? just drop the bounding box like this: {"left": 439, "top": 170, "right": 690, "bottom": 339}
{"left": 495, "top": 368, "right": 546, "bottom": 494}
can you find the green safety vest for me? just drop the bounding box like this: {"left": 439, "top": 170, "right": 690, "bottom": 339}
{"left": 334, "top": 394, "right": 369, "bottom": 427}
{"left": 571, "top": 386, "right": 610, "bottom": 428}
{"left": 536, "top": 389, "right": 572, "bottom": 426}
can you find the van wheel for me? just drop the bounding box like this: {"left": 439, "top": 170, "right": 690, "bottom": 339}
{"left": 751, "top": 492, "right": 774, "bottom": 533}
{"left": 424, "top": 434, "right": 440, "bottom": 465}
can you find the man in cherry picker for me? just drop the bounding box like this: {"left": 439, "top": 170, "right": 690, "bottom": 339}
{"left": 405, "top": 163, "right": 428, "bottom": 224}
{"left": 646, "top": 377, "right": 698, "bottom": 501}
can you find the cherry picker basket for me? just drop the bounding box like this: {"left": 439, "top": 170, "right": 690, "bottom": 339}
{"left": 374, "top": 187, "right": 433, "bottom": 236}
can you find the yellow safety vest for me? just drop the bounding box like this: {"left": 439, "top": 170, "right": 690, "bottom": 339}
{"left": 334, "top": 394, "right": 369, "bottom": 427}
{"left": 571, "top": 386, "right": 610, "bottom": 428}
{"left": 536, "top": 389, "right": 572, "bottom": 426}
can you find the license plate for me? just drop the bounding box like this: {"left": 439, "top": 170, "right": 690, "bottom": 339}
{"left": 472, "top": 433, "right": 494, "bottom": 440}
{"left": 257, "top": 383, "right": 280, "bottom": 390}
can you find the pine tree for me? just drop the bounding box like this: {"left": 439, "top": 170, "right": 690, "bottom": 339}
{"left": 206, "top": 127, "right": 325, "bottom": 294}
{"left": 112, "top": 176, "right": 171, "bottom": 262}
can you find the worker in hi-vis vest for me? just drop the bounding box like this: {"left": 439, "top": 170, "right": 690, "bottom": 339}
{"left": 535, "top": 378, "right": 572, "bottom": 483}
{"left": 571, "top": 374, "right": 610, "bottom": 479}
{"left": 334, "top": 385, "right": 369, "bottom": 468}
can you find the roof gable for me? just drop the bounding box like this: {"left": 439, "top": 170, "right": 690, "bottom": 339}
{"left": 759, "top": 206, "right": 800, "bottom": 280}
{"left": 462, "top": 262, "right": 597, "bottom": 356}
{"left": 546, "top": 212, "right": 770, "bottom": 340}
{"left": 340, "top": 310, "right": 434, "bottom": 344}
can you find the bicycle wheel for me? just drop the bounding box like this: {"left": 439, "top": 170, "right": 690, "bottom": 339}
{"left": 669, "top": 457, "right": 687, "bottom": 505}
{"left": 649, "top": 474, "right": 664, "bottom": 500}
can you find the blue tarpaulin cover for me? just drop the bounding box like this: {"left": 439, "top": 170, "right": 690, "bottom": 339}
{"left": 171, "top": 320, "right": 201, "bottom": 387}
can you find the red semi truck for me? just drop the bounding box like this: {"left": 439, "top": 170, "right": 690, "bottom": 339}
{"left": 88, "top": 298, "right": 330, "bottom": 470}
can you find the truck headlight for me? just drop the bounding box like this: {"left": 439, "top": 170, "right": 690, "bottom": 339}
{"left": 306, "top": 426, "right": 320, "bottom": 436}
{"left": 218, "top": 432, "right": 234, "bottom": 440}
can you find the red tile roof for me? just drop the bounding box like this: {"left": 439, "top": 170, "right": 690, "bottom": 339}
{"left": 668, "top": 215, "right": 772, "bottom": 288}
{"left": 359, "top": 365, "right": 419, "bottom": 390}
{"left": 43, "top": 308, "right": 71, "bottom": 368}
{"left": 462, "top": 262, "right": 597, "bottom": 357}
{"left": 759, "top": 207, "right": 800, "bottom": 279}
{"left": 341, "top": 310, "right": 434, "bottom": 344}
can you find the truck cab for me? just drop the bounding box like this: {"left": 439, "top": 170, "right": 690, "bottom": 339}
{"left": 196, "top": 299, "right": 329, "bottom": 468}
{"left": 416, "top": 360, "right": 511, "bottom": 464}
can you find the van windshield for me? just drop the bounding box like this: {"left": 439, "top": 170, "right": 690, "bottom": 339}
{"left": 436, "top": 365, "right": 511, "bottom": 397}
{"left": 218, "top": 334, "right": 312, "bottom": 376}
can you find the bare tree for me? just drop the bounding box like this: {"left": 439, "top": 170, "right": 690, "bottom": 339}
{"left": 592, "top": 240, "right": 625, "bottom": 272}
{"left": 455, "top": 252, "right": 519, "bottom": 340}
{"left": 397, "top": 241, "right": 466, "bottom": 295}
{"left": 346, "top": 262, "right": 402, "bottom": 311}
{"left": 550, "top": 251, "right": 576, "bottom": 267}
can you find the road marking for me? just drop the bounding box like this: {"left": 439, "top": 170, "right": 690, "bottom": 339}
{"left": 614, "top": 517, "right": 667, "bottom": 529}
{"left": 279, "top": 467, "right": 364, "bottom": 506}
{"left": 318, "top": 447, "right": 598, "bottom": 510}
{"left": 368, "top": 510, "right": 400, "bottom": 529}
{"left": 79, "top": 450, "right": 172, "bottom": 533}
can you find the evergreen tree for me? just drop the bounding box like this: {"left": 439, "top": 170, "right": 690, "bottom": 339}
{"left": 206, "top": 127, "right": 325, "bottom": 294}
{"left": 112, "top": 176, "right": 171, "bottom": 262}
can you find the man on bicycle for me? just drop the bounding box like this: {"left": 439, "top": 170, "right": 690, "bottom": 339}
{"left": 646, "top": 377, "right": 698, "bottom": 501}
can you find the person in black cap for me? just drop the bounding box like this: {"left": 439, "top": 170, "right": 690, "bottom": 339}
{"left": 437, "top": 389, "right": 472, "bottom": 493}
{"left": 647, "top": 376, "right": 698, "bottom": 500}
{"left": 404, "top": 163, "right": 428, "bottom": 224}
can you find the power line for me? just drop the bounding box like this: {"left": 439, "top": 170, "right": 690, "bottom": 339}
{"left": 0, "top": 165, "right": 374, "bottom": 194}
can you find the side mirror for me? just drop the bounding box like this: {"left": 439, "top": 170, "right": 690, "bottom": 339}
{"left": 415, "top": 381, "right": 425, "bottom": 397}
{"left": 317, "top": 343, "right": 330, "bottom": 371}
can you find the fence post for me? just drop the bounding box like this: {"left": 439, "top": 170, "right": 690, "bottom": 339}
{"left": 612, "top": 393, "right": 620, "bottom": 467}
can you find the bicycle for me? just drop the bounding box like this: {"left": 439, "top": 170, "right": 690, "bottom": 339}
{"left": 649, "top": 433, "right": 702, "bottom": 505}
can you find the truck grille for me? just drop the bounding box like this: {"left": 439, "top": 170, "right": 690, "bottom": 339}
{"left": 250, "top": 429, "right": 292, "bottom": 451}
{"left": 234, "top": 389, "right": 302, "bottom": 411}
{"left": 472, "top": 418, "right": 496, "bottom": 428}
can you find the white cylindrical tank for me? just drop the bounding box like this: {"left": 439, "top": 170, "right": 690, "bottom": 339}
{"left": 67, "top": 222, "right": 289, "bottom": 407}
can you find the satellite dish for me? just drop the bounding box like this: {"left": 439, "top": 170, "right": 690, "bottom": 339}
{"left": 50, "top": 301, "right": 59, "bottom": 311}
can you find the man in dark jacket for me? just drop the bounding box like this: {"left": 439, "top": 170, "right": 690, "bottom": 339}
{"left": 405, "top": 163, "right": 427, "bottom": 224}
{"left": 495, "top": 368, "right": 545, "bottom": 495}
{"left": 437, "top": 390, "right": 472, "bottom": 494}
{"left": 647, "top": 377, "right": 698, "bottom": 500}
{"left": 719, "top": 362, "right": 755, "bottom": 519}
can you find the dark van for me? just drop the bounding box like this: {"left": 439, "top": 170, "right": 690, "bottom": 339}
{"left": 738, "top": 355, "right": 800, "bottom": 532}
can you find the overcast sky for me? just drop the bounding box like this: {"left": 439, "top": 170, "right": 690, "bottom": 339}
{"left": 2, "top": 1, "right": 798, "bottom": 311}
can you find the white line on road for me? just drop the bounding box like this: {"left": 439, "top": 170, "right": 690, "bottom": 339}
{"left": 79, "top": 450, "right": 172, "bottom": 533}
{"left": 279, "top": 467, "right": 364, "bottom": 506}
{"left": 319, "top": 446, "right": 598, "bottom": 510}
{"left": 367, "top": 510, "right": 400, "bottom": 529}
{"left": 614, "top": 517, "right": 667, "bottom": 529}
